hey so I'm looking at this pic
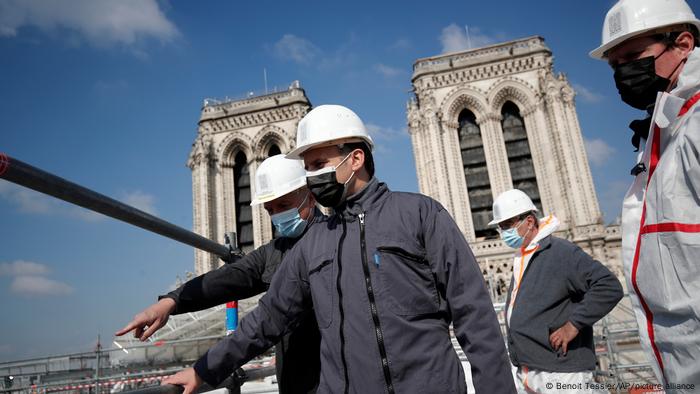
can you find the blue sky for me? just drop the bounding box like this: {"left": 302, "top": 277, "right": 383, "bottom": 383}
{"left": 0, "top": 0, "right": 680, "bottom": 361}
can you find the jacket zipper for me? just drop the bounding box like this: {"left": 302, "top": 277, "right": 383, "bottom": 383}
{"left": 337, "top": 218, "right": 350, "bottom": 394}
{"left": 359, "top": 212, "right": 395, "bottom": 394}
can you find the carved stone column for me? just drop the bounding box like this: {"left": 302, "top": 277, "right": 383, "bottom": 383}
{"left": 425, "top": 110, "right": 453, "bottom": 210}
{"left": 477, "top": 112, "right": 512, "bottom": 199}
{"left": 560, "top": 86, "right": 601, "bottom": 225}
{"left": 521, "top": 102, "right": 554, "bottom": 216}
{"left": 441, "top": 118, "right": 475, "bottom": 238}
{"left": 189, "top": 136, "right": 219, "bottom": 275}
{"left": 542, "top": 91, "right": 574, "bottom": 229}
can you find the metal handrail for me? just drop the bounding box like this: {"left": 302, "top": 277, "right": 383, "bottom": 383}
{"left": 121, "top": 385, "right": 184, "bottom": 394}
{"left": 0, "top": 153, "right": 239, "bottom": 262}
{"left": 117, "top": 366, "right": 277, "bottom": 394}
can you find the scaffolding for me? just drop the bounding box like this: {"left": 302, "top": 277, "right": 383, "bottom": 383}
{"left": 594, "top": 296, "right": 658, "bottom": 391}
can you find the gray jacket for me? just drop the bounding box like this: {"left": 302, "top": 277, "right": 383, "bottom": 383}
{"left": 194, "top": 178, "right": 515, "bottom": 393}
{"left": 505, "top": 235, "right": 623, "bottom": 372}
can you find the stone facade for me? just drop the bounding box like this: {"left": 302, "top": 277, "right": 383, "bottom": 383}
{"left": 407, "top": 36, "right": 623, "bottom": 300}
{"left": 188, "top": 81, "right": 310, "bottom": 276}
{"left": 188, "top": 38, "right": 624, "bottom": 297}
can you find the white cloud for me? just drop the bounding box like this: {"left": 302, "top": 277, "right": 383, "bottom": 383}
{"left": 0, "top": 260, "right": 75, "bottom": 297}
{"left": 0, "top": 181, "right": 104, "bottom": 221}
{"left": 0, "top": 260, "right": 51, "bottom": 277}
{"left": 365, "top": 123, "right": 409, "bottom": 154}
{"left": 0, "top": 181, "right": 55, "bottom": 213}
{"left": 10, "top": 275, "right": 74, "bottom": 296}
{"left": 374, "top": 63, "right": 404, "bottom": 78}
{"left": 572, "top": 83, "right": 604, "bottom": 103}
{"left": 366, "top": 123, "right": 407, "bottom": 141}
{"left": 440, "top": 24, "right": 497, "bottom": 53}
{"left": 272, "top": 34, "right": 321, "bottom": 65}
{"left": 121, "top": 190, "right": 157, "bottom": 215}
{"left": 0, "top": 0, "right": 179, "bottom": 48}
{"left": 584, "top": 138, "right": 616, "bottom": 167}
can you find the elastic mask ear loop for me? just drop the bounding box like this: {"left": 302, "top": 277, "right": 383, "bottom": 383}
{"left": 656, "top": 44, "right": 687, "bottom": 91}
{"left": 338, "top": 151, "right": 356, "bottom": 187}
{"left": 298, "top": 192, "right": 311, "bottom": 220}
{"left": 336, "top": 152, "right": 352, "bottom": 170}
{"left": 665, "top": 56, "right": 687, "bottom": 90}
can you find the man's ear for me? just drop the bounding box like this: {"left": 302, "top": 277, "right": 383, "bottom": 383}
{"left": 350, "top": 148, "right": 365, "bottom": 172}
{"left": 675, "top": 31, "right": 695, "bottom": 56}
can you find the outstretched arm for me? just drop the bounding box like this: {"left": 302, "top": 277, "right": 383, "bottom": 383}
{"left": 115, "top": 244, "right": 271, "bottom": 341}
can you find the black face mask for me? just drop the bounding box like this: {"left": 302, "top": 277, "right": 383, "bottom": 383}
{"left": 613, "top": 46, "right": 688, "bottom": 111}
{"left": 613, "top": 54, "right": 671, "bottom": 110}
{"left": 306, "top": 153, "right": 355, "bottom": 208}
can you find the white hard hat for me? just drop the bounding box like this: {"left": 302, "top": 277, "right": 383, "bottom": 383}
{"left": 286, "top": 104, "right": 374, "bottom": 160}
{"left": 590, "top": 0, "right": 700, "bottom": 59}
{"left": 489, "top": 189, "right": 538, "bottom": 225}
{"left": 250, "top": 154, "right": 307, "bottom": 206}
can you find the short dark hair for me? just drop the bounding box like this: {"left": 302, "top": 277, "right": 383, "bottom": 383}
{"left": 652, "top": 24, "right": 699, "bottom": 48}
{"left": 339, "top": 142, "right": 375, "bottom": 177}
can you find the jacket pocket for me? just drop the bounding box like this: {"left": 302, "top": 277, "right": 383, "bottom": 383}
{"left": 376, "top": 241, "right": 439, "bottom": 316}
{"left": 308, "top": 252, "right": 335, "bottom": 329}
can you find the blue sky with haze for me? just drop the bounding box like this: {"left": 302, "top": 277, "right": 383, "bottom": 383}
{"left": 1, "top": 0, "right": 685, "bottom": 361}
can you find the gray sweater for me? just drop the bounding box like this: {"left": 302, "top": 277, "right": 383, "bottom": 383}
{"left": 505, "top": 235, "right": 623, "bottom": 372}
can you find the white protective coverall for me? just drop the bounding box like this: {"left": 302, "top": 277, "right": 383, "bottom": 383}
{"left": 621, "top": 48, "right": 700, "bottom": 392}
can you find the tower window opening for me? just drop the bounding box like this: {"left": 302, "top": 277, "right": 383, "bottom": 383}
{"left": 233, "top": 151, "right": 254, "bottom": 252}
{"left": 501, "top": 101, "right": 542, "bottom": 212}
{"left": 458, "top": 108, "right": 498, "bottom": 239}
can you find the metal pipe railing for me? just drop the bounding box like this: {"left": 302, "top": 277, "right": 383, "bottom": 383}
{"left": 115, "top": 366, "right": 277, "bottom": 394}
{"left": 122, "top": 385, "right": 184, "bottom": 394}
{"left": 0, "top": 153, "right": 239, "bottom": 262}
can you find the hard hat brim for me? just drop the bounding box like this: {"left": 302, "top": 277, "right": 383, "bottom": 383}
{"left": 488, "top": 207, "right": 538, "bottom": 226}
{"left": 286, "top": 137, "right": 374, "bottom": 160}
{"left": 250, "top": 182, "right": 306, "bottom": 206}
{"left": 590, "top": 20, "right": 700, "bottom": 60}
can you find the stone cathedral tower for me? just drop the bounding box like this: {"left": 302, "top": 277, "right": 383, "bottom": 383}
{"left": 188, "top": 81, "right": 310, "bottom": 275}
{"left": 407, "top": 37, "right": 622, "bottom": 298}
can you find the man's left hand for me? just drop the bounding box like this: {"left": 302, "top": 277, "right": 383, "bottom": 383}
{"left": 161, "top": 368, "right": 202, "bottom": 394}
{"left": 549, "top": 321, "right": 579, "bottom": 355}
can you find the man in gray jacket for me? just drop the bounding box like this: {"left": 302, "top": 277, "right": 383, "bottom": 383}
{"left": 490, "top": 189, "right": 623, "bottom": 393}
{"left": 164, "top": 104, "right": 515, "bottom": 394}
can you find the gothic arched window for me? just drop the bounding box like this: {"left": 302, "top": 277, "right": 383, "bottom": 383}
{"left": 233, "top": 151, "right": 254, "bottom": 252}
{"left": 458, "top": 109, "right": 498, "bottom": 239}
{"left": 501, "top": 101, "right": 542, "bottom": 212}
{"left": 268, "top": 144, "right": 281, "bottom": 157}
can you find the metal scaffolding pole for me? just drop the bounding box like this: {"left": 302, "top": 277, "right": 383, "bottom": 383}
{"left": 0, "top": 153, "right": 239, "bottom": 262}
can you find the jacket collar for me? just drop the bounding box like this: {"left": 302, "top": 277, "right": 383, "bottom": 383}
{"left": 335, "top": 177, "right": 389, "bottom": 221}
{"left": 536, "top": 235, "right": 553, "bottom": 251}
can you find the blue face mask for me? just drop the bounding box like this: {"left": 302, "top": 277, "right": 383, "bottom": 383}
{"left": 270, "top": 193, "right": 309, "bottom": 238}
{"left": 501, "top": 227, "right": 524, "bottom": 249}
{"left": 500, "top": 219, "right": 528, "bottom": 249}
